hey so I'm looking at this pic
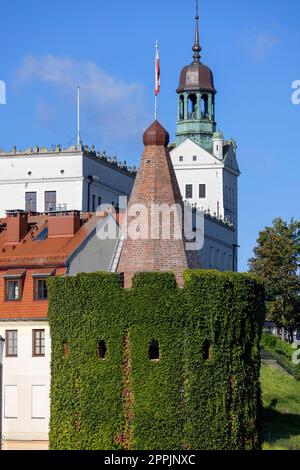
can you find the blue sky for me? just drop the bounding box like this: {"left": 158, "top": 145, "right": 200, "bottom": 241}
{"left": 0, "top": 0, "right": 299, "bottom": 271}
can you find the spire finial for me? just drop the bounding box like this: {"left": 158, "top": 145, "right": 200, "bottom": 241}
{"left": 193, "top": 0, "right": 202, "bottom": 63}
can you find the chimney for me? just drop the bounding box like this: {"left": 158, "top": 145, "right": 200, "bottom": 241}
{"left": 48, "top": 211, "right": 81, "bottom": 238}
{"left": 5, "top": 210, "right": 29, "bottom": 245}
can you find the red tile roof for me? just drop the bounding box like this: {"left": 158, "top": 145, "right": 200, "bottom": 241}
{"left": 0, "top": 212, "right": 110, "bottom": 320}
{"left": 0, "top": 213, "right": 105, "bottom": 268}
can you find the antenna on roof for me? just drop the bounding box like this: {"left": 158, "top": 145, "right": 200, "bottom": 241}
{"left": 77, "top": 85, "right": 82, "bottom": 147}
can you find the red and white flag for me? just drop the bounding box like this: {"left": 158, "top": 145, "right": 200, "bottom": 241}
{"left": 155, "top": 41, "right": 160, "bottom": 97}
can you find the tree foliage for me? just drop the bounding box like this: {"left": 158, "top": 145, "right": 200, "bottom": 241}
{"left": 249, "top": 218, "right": 300, "bottom": 340}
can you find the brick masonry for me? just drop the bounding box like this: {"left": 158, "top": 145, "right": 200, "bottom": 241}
{"left": 118, "top": 121, "right": 199, "bottom": 288}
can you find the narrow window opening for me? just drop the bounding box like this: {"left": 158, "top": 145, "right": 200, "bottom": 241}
{"left": 199, "top": 184, "right": 206, "bottom": 199}
{"left": 63, "top": 342, "right": 69, "bottom": 358}
{"left": 201, "top": 94, "right": 209, "bottom": 118}
{"left": 179, "top": 95, "right": 185, "bottom": 120}
{"left": 97, "top": 340, "right": 107, "bottom": 360}
{"left": 188, "top": 94, "right": 197, "bottom": 119}
{"left": 185, "top": 184, "right": 193, "bottom": 199}
{"left": 149, "top": 340, "right": 160, "bottom": 361}
{"left": 203, "top": 339, "right": 213, "bottom": 361}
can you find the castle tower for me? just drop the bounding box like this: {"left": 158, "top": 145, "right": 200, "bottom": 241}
{"left": 171, "top": 1, "right": 240, "bottom": 272}
{"left": 176, "top": 2, "right": 217, "bottom": 151}
{"left": 117, "top": 121, "right": 199, "bottom": 288}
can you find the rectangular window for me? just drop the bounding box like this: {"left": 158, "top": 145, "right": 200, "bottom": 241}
{"left": 6, "top": 330, "right": 18, "bottom": 357}
{"left": 98, "top": 196, "right": 102, "bottom": 208}
{"left": 92, "top": 195, "right": 96, "bottom": 212}
{"left": 179, "top": 156, "right": 183, "bottom": 162}
{"left": 5, "top": 279, "right": 22, "bottom": 301}
{"left": 193, "top": 155, "right": 197, "bottom": 162}
{"left": 34, "top": 278, "right": 48, "bottom": 301}
{"left": 45, "top": 191, "right": 57, "bottom": 212}
{"left": 25, "top": 192, "right": 37, "bottom": 212}
{"left": 185, "top": 184, "right": 193, "bottom": 199}
{"left": 31, "top": 385, "right": 46, "bottom": 419}
{"left": 4, "top": 385, "right": 18, "bottom": 418}
{"left": 32, "top": 330, "right": 45, "bottom": 357}
{"left": 199, "top": 184, "right": 206, "bottom": 199}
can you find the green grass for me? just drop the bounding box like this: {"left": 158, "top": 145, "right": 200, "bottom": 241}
{"left": 261, "top": 365, "right": 300, "bottom": 450}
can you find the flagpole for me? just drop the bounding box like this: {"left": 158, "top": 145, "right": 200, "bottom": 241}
{"left": 155, "top": 40, "right": 159, "bottom": 121}
{"left": 77, "top": 85, "right": 81, "bottom": 147}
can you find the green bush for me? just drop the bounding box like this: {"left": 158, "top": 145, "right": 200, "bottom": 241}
{"left": 261, "top": 333, "right": 300, "bottom": 381}
{"left": 48, "top": 270, "right": 265, "bottom": 450}
{"left": 261, "top": 334, "right": 294, "bottom": 361}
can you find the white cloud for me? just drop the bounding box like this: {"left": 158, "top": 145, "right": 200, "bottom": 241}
{"left": 243, "top": 29, "right": 279, "bottom": 61}
{"left": 14, "top": 54, "right": 150, "bottom": 143}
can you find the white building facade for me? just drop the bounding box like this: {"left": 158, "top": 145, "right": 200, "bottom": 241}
{"left": 0, "top": 212, "right": 119, "bottom": 444}
{"left": 0, "top": 145, "right": 136, "bottom": 218}
{"left": 0, "top": 322, "right": 50, "bottom": 441}
{"left": 171, "top": 137, "right": 240, "bottom": 271}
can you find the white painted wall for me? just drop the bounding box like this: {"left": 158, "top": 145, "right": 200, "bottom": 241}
{"left": 0, "top": 321, "right": 50, "bottom": 441}
{"left": 0, "top": 217, "right": 119, "bottom": 442}
{"left": 199, "top": 217, "right": 236, "bottom": 271}
{"left": 171, "top": 139, "right": 226, "bottom": 219}
{"left": 0, "top": 150, "right": 135, "bottom": 217}
{"left": 171, "top": 138, "right": 239, "bottom": 271}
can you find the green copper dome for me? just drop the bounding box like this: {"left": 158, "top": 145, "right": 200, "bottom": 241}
{"left": 213, "top": 130, "right": 224, "bottom": 139}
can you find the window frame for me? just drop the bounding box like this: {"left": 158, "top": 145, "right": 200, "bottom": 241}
{"left": 185, "top": 184, "right": 193, "bottom": 200}
{"left": 32, "top": 329, "right": 45, "bottom": 358}
{"left": 44, "top": 191, "right": 57, "bottom": 212}
{"left": 5, "top": 278, "right": 22, "bottom": 302}
{"left": 33, "top": 278, "right": 48, "bottom": 301}
{"left": 25, "top": 191, "right": 37, "bottom": 212}
{"left": 199, "top": 184, "right": 206, "bottom": 199}
{"left": 5, "top": 330, "right": 18, "bottom": 358}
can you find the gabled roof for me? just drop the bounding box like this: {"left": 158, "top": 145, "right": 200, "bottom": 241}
{"left": 171, "top": 137, "right": 222, "bottom": 165}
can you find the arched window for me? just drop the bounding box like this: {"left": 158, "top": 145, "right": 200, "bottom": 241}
{"left": 149, "top": 339, "right": 160, "bottom": 361}
{"left": 201, "top": 94, "right": 209, "bottom": 118}
{"left": 188, "top": 94, "right": 197, "bottom": 119}
{"left": 97, "top": 340, "right": 107, "bottom": 360}
{"left": 203, "top": 339, "right": 213, "bottom": 361}
{"left": 179, "top": 95, "right": 185, "bottom": 120}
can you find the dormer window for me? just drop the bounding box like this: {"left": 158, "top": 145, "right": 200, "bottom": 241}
{"left": 4, "top": 271, "right": 25, "bottom": 302}
{"left": 33, "top": 270, "right": 55, "bottom": 301}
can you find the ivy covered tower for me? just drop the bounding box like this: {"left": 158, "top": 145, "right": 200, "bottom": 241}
{"left": 176, "top": 2, "right": 217, "bottom": 151}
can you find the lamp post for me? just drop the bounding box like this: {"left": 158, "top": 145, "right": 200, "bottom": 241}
{"left": 0, "top": 336, "right": 4, "bottom": 451}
